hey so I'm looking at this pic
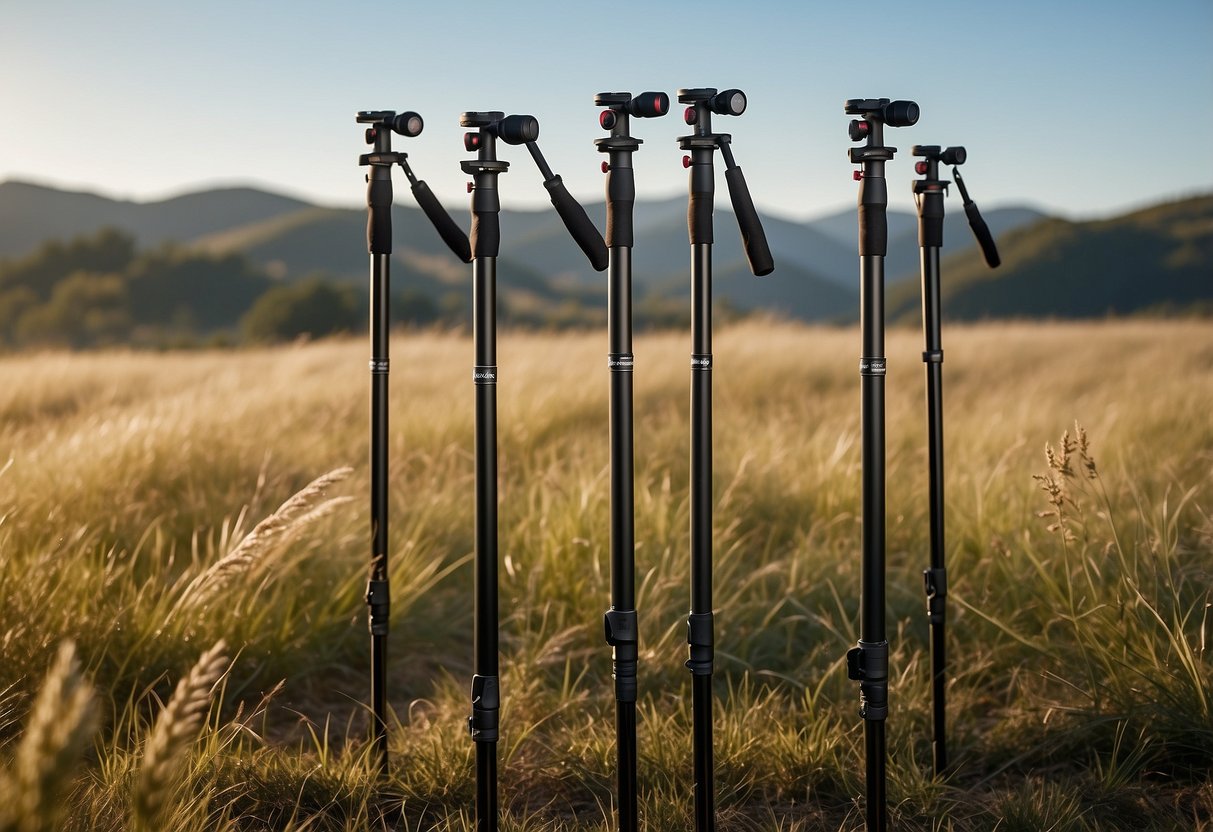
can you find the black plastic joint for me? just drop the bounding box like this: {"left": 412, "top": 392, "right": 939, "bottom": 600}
{"left": 924, "top": 567, "right": 948, "bottom": 623}
{"left": 604, "top": 608, "right": 638, "bottom": 702}
{"left": 923, "top": 350, "right": 943, "bottom": 364}
{"left": 468, "top": 674, "right": 500, "bottom": 742}
{"left": 604, "top": 608, "right": 637, "bottom": 647}
{"left": 845, "top": 639, "right": 889, "bottom": 720}
{"left": 365, "top": 580, "right": 390, "bottom": 636}
{"left": 685, "top": 611, "right": 714, "bottom": 676}
{"left": 924, "top": 567, "right": 948, "bottom": 598}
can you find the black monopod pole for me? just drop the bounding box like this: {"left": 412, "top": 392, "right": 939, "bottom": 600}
{"left": 459, "top": 110, "right": 608, "bottom": 832}
{"left": 842, "top": 97, "right": 919, "bottom": 832}
{"left": 910, "top": 144, "right": 999, "bottom": 777}
{"left": 356, "top": 109, "right": 471, "bottom": 781}
{"left": 677, "top": 87, "right": 774, "bottom": 832}
{"left": 592, "top": 90, "right": 670, "bottom": 832}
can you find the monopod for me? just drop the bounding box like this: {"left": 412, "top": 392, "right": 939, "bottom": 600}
{"left": 911, "top": 144, "right": 999, "bottom": 776}
{"left": 459, "top": 110, "right": 608, "bottom": 832}
{"left": 843, "top": 96, "right": 919, "bottom": 832}
{"left": 593, "top": 90, "right": 670, "bottom": 832}
{"left": 356, "top": 109, "right": 471, "bottom": 779}
{"left": 677, "top": 86, "right": 774, "bottom": 832}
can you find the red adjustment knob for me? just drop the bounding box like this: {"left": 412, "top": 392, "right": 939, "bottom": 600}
{"left": 684, "top": 106, "right": 697, "bottom": 126}
{"left": 600, "top": 110, "right": 617, "bottom": 130}
{"left": 364, "top": 128, "right": 376, "bottom": 144}
{"left": 463, "top": 132, "right": 480, "bottom": 152}
{"left": 601, "top": 161, "right": 610, "bottom": 173}
{"left": 682, "top": 155, "right": 692, "bottom": 168}
{"left": 853, "top": 170, "right": 863, "bottom": 181}
{"left": 466, "top": 182, "right": 475, "bottom": 193}
{"left": 915, "top": 161, "right": 928, "bottom": 175}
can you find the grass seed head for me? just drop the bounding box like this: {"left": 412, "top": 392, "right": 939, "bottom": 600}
{"left": 133, "top": 640, "right": 229, "bottom": 832}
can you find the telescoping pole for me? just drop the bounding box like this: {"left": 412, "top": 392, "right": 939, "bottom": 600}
{"left": 459, "top": 110, "right": 608, "bottom": 832}
{"left": 677, "top": 87, "right": 774, "bottom": 832}
{"left": 910, "top": 144, "right": 999, "bottom": 776}
{"left": 843, "top": 97, "right": 919, "bottom": 832}
{"left": 460, "top": 111, "right": 513, "bottom": 832}
{"left": 356, "top": 110, "right": 470, "bottom": 780}
{"left": 593, "top": 90, "right": 670, "bottom": 832}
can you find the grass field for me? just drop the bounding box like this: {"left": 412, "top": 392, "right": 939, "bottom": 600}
{"left": 0, "top": 319, "right": 1210, "bottom": 831}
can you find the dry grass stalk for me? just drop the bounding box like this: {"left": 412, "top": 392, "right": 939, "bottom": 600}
{"left": 175, "top": 467, "right": 352, "bottom": 611}
{"left": 0, "top": 642, "right": 97, "bottom": 832}
{"left": 132, "top": 640, "right": 229, "bottom": 832}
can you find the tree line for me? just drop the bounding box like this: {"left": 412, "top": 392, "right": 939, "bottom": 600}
{"left": 0, "top": 229, "right": 446, "bottom": 348}
{"left": 0, "top": 228, "right": 716, "bottom": 350}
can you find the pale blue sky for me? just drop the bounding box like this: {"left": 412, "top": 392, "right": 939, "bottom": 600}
{"left": 1, "top": 0, "right": 1210, "bottom": 221}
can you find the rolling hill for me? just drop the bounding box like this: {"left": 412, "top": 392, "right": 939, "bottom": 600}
{"left": 886, "top": 194, "right": 1213, "bottom": 321}
{"left": 2, "top": 179, "right": 1205, "bottom": 327}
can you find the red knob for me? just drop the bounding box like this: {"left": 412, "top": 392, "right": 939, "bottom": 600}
{"left": 684, "top": 106, "right": 697, "bottom": 126}
{"left": 600, "top": 110, "right": 617, "bottom": 130}
{"left": 682, "top": 155, "right": 692, "bottom": 168}
{"left": 467, "top": 182, "right": 474, "bottom": 193}
{"left": 853, "top": 170, "right": 863, "bottom": 181}
{"left": 915, "top": 161, "right": 928, "bottom": 175}
{"left": 601, "top": 161, "right": 610, "bottom": 173}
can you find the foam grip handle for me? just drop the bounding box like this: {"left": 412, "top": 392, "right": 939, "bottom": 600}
{"left": 724, "top": 167, "right": 774, "bottom": 276}
{"left": 412, "top": 180, "right": 471, "bottom": 262}
{"left": 688, "top": 191, "right": 714, "bottom": 245}
{"left": 367, "top": 174, "right": 393, "bottom": 255}
{"left": 918, "top": 190, "right": 945, "bottom": 249}
{"left": 858, "top": 176, "right": 888, "bottom": 257}
{"left": 471, "top": 210, "right": 500, "bottom": 258}
{"left": 544, "top": 176, "right": 608, "bottom": 270}
{"left": 605, "top": 165, "right": 635, "bottom": 248}
{"left": 965, "top": 202, "right": 1001, "bottom": 268}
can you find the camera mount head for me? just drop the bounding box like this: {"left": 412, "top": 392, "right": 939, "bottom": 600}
{"left": 678, "top": 87, "right": 746, "bottom": 138}
{"left": 912, "top": 145, "right": 966, "bottom": 176}
{"left": 909, "top": 144, "right": 999, "bottom": 267}
{"left": 847, "top": 97, "right": 919, "bottom": 166}
{"left": 356, "top": 109, "right": 471, "bottom": 263}
{"left": 460, "top": 110, "right": 606, "bottom": 270}
{"left": 596, "top": 91, "right": 669, "bottom": 145}
{"left": 460, "top": 112, "right": 539, "bottom": 154}
{"left": 594, "top": 92, "right": 670, "bottom": 250}
{"left": 357, "top": 110, "right": 424, "bottom": 144}
{"left": 674, "top": 86, "right": 772, "bottom": 276}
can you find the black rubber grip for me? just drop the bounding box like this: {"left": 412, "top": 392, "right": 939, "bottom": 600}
{"left": 965, "top": 201, "right": 1001, "bottom": 268}
{"left": 412, "top": 180, "right": 471, "bottom": 262}
{"left": 919, "top": 190, "right": 945, "bottom": 249}
{"left": 724, "top": 166, "right": 774, "bottom": 276}
{"left": 471, "top": 211, "right": 500, "bottom": 258}
{"left": 367, "top": 174, "right": 393, "bottom": 255}
{"left": 605, "top": 165, "right": 635, "bottom": 248}
{"left": 688, "top": 192, "right": 713, "bottom": 245}
{"left": 858, "top": 176, "right": 888, "bottom": 257}
{"left": 544, "top": 175, "right": 608, "bottom": 270}
{"left": 688, "top": 155, "right": 714, "bottom": 245}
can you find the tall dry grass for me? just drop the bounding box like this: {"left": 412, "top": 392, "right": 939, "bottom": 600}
{"left": 0, "top": 319, "right": 1208, "bottom": 830}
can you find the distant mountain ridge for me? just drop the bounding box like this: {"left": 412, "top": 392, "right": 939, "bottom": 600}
{"left": 2, "top": 178, "right": 1206, "bottom": 323}
{"left": 886, "top": 194, "right": 1213, "bottom": 321}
